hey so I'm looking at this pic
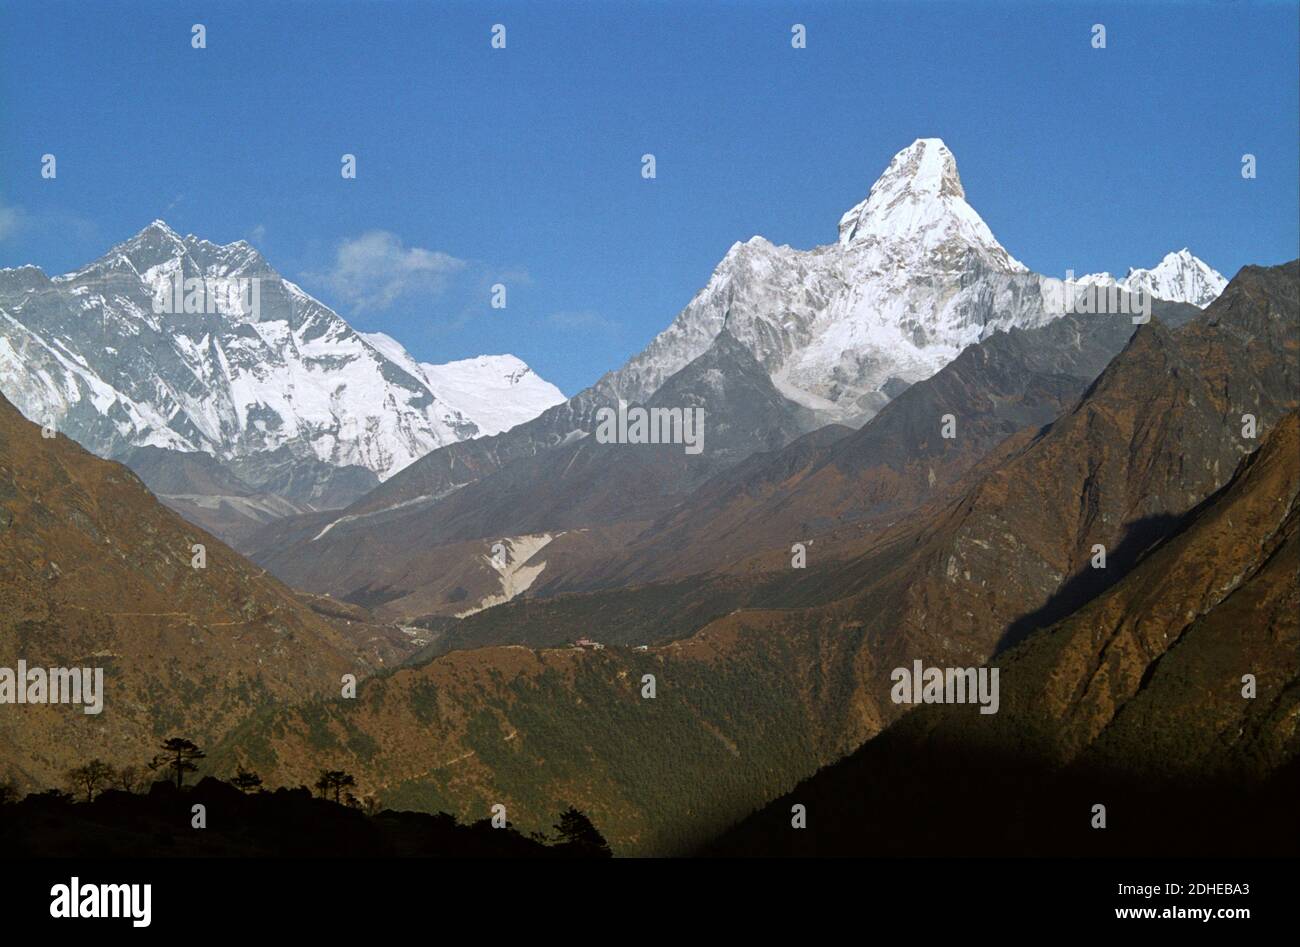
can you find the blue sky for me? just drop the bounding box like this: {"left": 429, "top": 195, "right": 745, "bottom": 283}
{"left": 2, "top": 0, "right": 1297, "bottom": 395}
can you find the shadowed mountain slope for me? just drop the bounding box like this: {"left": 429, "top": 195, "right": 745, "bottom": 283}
{"left": 119, "top": 445, "right": 313, "bottom": 548}
{"left": 705, "top": 413, "right": 1300, "bottom": 857}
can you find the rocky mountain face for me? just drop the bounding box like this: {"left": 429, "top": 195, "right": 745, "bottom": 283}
{"left": 0, "top": 391, "right": 419, "bottom": 794}
{"left": 247, "top": 330, "right": 818, "bottom": 618}
{"left": 0, "top": 222, "right": 564, "bottom": 510}
{"left": 706, "top": 413, "right": 1300, "bottom": 857}
{"left": 120, "top": 445, "right": 312, "bottom": 548}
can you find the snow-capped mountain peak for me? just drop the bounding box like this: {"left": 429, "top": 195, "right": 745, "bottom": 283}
{"left": 0, "top": 222, "right": 565, "bottom": 496}
{"left": 1122, "top": 248, "right": 1227, "bottom": 309}
{"left": 419, "top": 354, "right": 566, "bottom": 437}
{"left": 58, "top": 219, "right": 270, "bottom": 302}
{"left": 143, "top": 218, "right": 182, "bottom": 240}
{"left": 358, "top": 332, "right": 565, "bottom": 438}
{"left": 1073, "top": 249, "right": 1227, "bottom": 309}
{"left": 838, "top": 138, "right": 965, "bottom": 243}
{"left": 836, "top": 137, "right": 1026, "bottom": 273}
{"left": 604, "top": 138, "right": 1046, "bottom": 423}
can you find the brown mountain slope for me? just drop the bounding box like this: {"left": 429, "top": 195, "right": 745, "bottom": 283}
{"left": 215, "top": 621, "right": 869, "bottom": 855}
{"left": 0, "top": 393, "right": 412, "bottom": 792}
{"left": 705, "top": 412, "right": 1300, "bottom": 857}
{"left": 1177, "top": 261, "right": 1299, "bottom": 425}
{"left": 215, "top": 267, "right": 1296, "bottom": 854}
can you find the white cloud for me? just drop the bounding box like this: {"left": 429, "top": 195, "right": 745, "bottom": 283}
{"left": 314, "top": 231, "right": 467, "bottom": 312}
{"left": 0, "top": 201, "right": 23, "bottom": 242}
{"left": 0, "top": 204, "right": 97, "bottom": 247}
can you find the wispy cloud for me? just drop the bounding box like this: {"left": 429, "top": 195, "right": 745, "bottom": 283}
{"left": 0, "top": 202, "right": 97, "bottom": 248}
{"left": 0, "top": 201, "right": 24, "bottom": 242}
{"left": 311, "top": 231, "right": 468, "bottom": 312}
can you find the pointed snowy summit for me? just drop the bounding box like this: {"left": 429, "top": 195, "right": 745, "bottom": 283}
{"left": 1122, "top": 249, "right": 1227, "bottom": 309}
{"left": 1074, "top": 249, "right": 1227, "bottom": 309}
{"left": 836, "top": 138, "right": 1025, "bottom": 273}
{"left": 144, "top": 218, "right": 181, "bottom": 236}
{"left": 609, "top": 138, "right": 1051, "bottom": 425}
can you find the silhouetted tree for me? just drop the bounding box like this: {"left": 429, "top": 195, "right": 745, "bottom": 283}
{"left": 114, "top": 765, "right": 142, "bottom": 794}
{"left": 231, "top": 769, "right": 263, "bottom": 793}
{"left": 552, "top": 806, "right": 612, "bottom": 857}
{"left": 149, "top": 738, "right": 206, "bottom": 789}
{"left": 362, "top": 794, "right": 382, "bottom": 817}
{"left": 315, "top": 770, "right": 357, "bottom": 804}
{"left": 65, "top": 759, "right": 115, "bottom": 803}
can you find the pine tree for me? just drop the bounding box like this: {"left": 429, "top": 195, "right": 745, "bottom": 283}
{"left": 149, "top": 738, "right": 206, "bottom": 789}
{"left": 315, "top": 770, "right": 357, "bottom": 804}
{"left": 552, "top": 806, "right": 612, "bottom": 857}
